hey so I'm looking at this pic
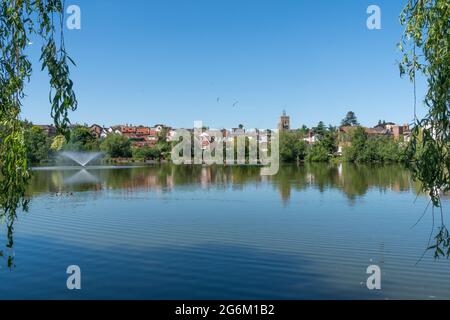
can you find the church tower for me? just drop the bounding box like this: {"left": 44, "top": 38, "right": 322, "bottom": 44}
{"left": 278, "top": 110, "right": 290, "bottom": 131}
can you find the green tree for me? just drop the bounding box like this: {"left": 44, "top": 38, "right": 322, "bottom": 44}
{"left": 399, "top": 0, "right": 449, "bottom": 207}
{"left": 279, "top": 131, "right": 307, "bottom": 162}
{"left": 342, "top": 127, "right": 405, "bottom": 164}
{"left": 328, "top": 124, "right": 337, "bottom": 132}
{"left": 313, "top": 121, "right": 326, "bottom": 139}
{"left": 357, "top": 138, "right": 381, "bottom": 163}
{"left": 132, "top": 146, "right": 162, "bottom": 160}
{"left": 399, "top": 0, "right": 449, "bottom": 258}
{"left": 306, "top": 144, "right": 330, "bottom": 162}
{"left": 305, "top": 124, "right": 338, "bottom": 162}
{"left": 65, "top": 126, "right": 98, "bottom": 151}
{"left": 50, "top": 135, "right": 66, "bottom": 152}
{"left": 377, "top": 120, "right": 386, "bottom": 127}
{"left": 100, "top": 134, "right": 132, "bottom": 158}
{"left": 24, "top": 126, "right": 50, "bottom": 164}
{"left": 341, "top": 111, "right": 360, "bottom": 127}
{"left": 298, "top": 125, "right": 309, "bottom": 138}
{"left": 155, "top": 140, "right": 172, "bottom": 160}
{"left": 342, "top": 127, "right": 367, "bottom": 162}
{"left": 377, "top": 137, "right": 404, "bottom": 163}
{"left": 321, "top": 130, "right": 338, "bottom": 155}
{"left": 0, "top": 0, "right": 77, "bottom": 266}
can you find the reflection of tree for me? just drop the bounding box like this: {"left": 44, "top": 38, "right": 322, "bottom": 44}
{"left": 270, "top": 165, "right": 308, "bottom": 203}
{"left": 306, "top": 163, "right": 340, "bottom": 193}
{"left": 26, "top": 164, "right": 418, "bottom": 202}
{"left": 0, "top": 183, "right": 29, "bottom": 269}
{"left": 2, "top": 163, "right": 435, "bottom": 266}
{"left": 338, "top": 163, "right": 413, "bottom": 201}
{"left": 269, "top": 163, "right": 414, "bottom": 204}
{"left": 0, "top": 216, "right": 19, "bottom": 269}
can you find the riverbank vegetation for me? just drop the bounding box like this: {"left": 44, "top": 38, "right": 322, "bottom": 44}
{"left": 22, "top": 122, "right": 173, "bottom": 164}
{"left": 0, "top": 0, "right": 447, "bottom": 264}
{"left": 23, "top": 112, "right": 409, "bottom": 166}
{"left": 278, "top": 114, "right": 407, "bottom": 164}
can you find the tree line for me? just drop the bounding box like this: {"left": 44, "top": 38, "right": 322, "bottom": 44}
{"left": 279, "top": 111, "right": 407, "bottom": 163}
{"left": 24, "top": 111, "right": 408, "bottom": 165}
{"left": 23, "top": 122, "right": 172, "bottom": 164}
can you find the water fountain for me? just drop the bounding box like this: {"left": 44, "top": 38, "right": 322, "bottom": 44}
{"left": 59, "top": 151, "right": 103, "bottom": 167}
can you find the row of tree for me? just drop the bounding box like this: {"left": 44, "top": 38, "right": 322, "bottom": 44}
{"left": 279, "top": 111, "right": 407, "bottom": 163}
{"left": 23, "top": 123, "right": 172, "bottom": 164}
{"left": 24, "top": 111, "right": 407, "bottom": 165}
{"left": 341, "top": 127, "right": 406, "bottom": 163}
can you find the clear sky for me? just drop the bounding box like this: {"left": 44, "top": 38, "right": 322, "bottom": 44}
{"left": 22, "top": 0, "right": 428, "bottom": 129}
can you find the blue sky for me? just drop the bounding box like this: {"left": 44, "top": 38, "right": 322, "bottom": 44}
{"left": 22, "top": 0, "right": 427, "bottom": 129}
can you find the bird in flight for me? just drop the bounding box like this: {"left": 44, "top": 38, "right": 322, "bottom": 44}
{"left": 233, "top": 101, "right": 239, "bottom": 107}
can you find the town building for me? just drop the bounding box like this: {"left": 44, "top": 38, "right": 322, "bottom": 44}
{"left": 89, "top": 124, "right": 104, "bottom": 139}
{"left": 278, "top": 111, "right": 290, "bottom": 131}
{"left": 36, "top": 124, "right": 57, "bottom": 136}
{"left": 116, "top": 125, "right": 160, "bottom": 147}
{"left": 303, "top": 131, "right": 320, "bottom": 144}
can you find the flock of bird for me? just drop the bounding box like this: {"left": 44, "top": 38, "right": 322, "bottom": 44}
{"left": 216, "top": 97, "right": 239, "bottom": 108}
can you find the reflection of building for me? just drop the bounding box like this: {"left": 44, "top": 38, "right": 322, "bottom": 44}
{"left": 31, "top": 163, "right": 417, "bottom": 204}
{"left": 278, "top": 111, "right": 290, "bottom": 131}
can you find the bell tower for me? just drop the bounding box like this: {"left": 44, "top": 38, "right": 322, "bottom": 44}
{"left": 278, "top": 110, "right": 290, "bottom": 131}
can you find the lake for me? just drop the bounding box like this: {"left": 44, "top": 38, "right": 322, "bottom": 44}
{"left": 0, "top": 163, "right": 449, "bottom": 299}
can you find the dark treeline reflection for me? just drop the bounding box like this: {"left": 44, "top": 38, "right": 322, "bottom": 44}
{"left": 28, "top": 164, "right": 419, "bottom": 202}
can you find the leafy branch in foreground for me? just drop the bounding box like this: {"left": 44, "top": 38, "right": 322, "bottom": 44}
{"left": 400, "top": 0, "right": 449, "bottom": 205}
{"left": 0, "top": 0, "right": 77, "bottom": 267}
{"left": 428, "top": 225, "right": 450, "bottom": 259}
{"left": 399, "top": 0, "right": 449, "bottom": 258}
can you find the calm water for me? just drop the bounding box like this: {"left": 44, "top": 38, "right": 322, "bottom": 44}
{"left": 0, "top": 164, "right": 449, "bottom": 299}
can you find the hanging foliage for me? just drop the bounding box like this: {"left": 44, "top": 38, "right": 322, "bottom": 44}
{"left": 0, "top": 0, "right": 77, "bottom": 267}
{"left": 399, "top": 0, "right": 449, "bottom": 258}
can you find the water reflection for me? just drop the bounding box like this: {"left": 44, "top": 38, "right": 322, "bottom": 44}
{"left": 28, "top": 163, "right": 419, "bottom": 203}
{"left": 64, "top": 169, "right": 100, "bottom": 185}
{"left": 1, "top": 163, "right": 447, "bottom": 269}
